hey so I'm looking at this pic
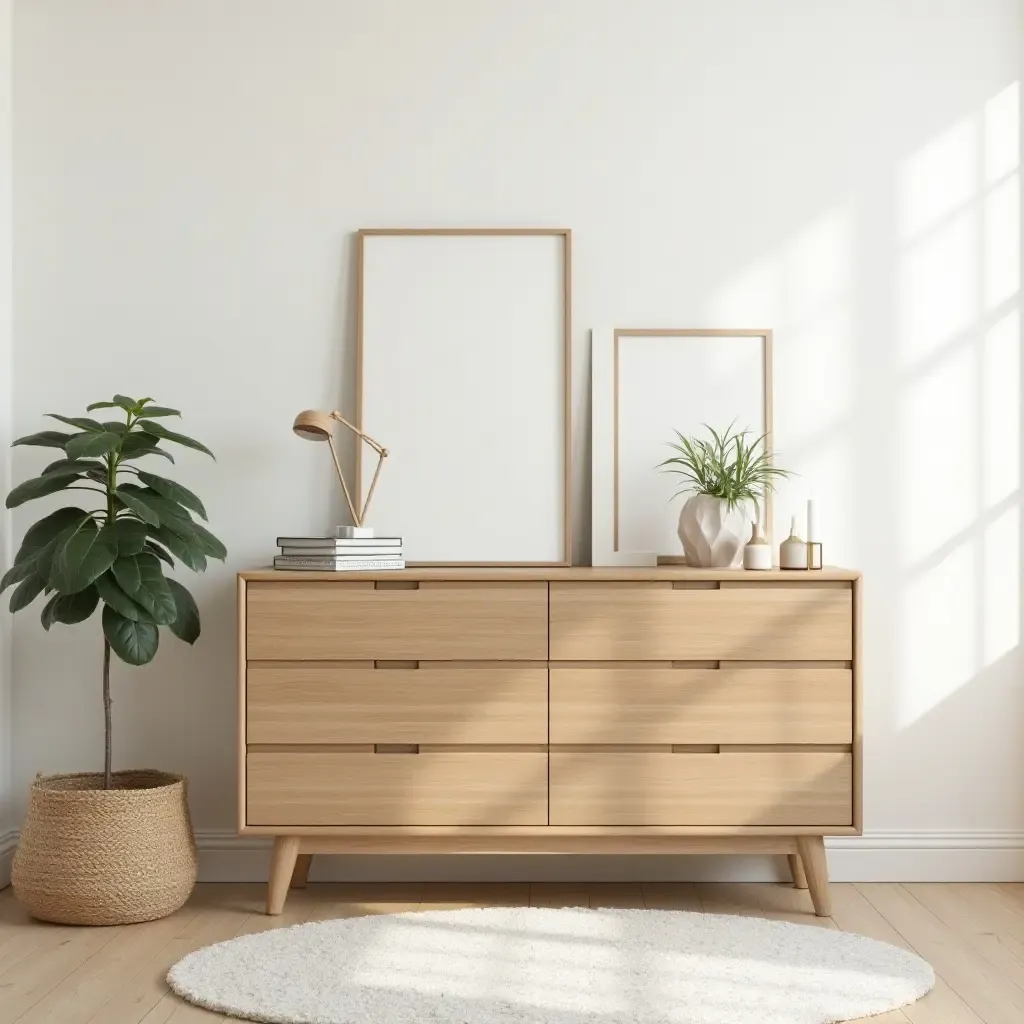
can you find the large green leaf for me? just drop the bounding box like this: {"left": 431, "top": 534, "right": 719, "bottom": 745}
{"left": 49, "top": 519, "right": 118, "bottom": 594}
{"left": 13, "top": 507, "right": 90, "bottom": 565}
{"left": 95, "top": 571, "right": 150, "bottom": 621}
{"left": 135, "top": 406, "right": 180, "bottom": 418}
{"left": 100, "top": 421, "right": 127, "bottom": 435}
{"left": 118, "top": 432, "right": 174, "bottom": 463}
{"left": 144, "top": 540, "right": 175, "bottom": 567}
{"left": 115, "top": 487, "right": 160, "bottom": 526}
{"left": 113, "top": 517, "right": 148, "bottom": 555}
{"left": 0, "top": 558, "right": 37, "bottom": 594}
{"left": 87, "top": 397, "right": 135, "bottom": 413}
{"left": 122, "top": 487, "right": 191, "bottom": 529}
{"left": 4, "top": 510, "right": 93, "bottom": 594}
{"left": 110, "top": 553, "right": 140, "bottom": 593}
{"left": 147, "top": 525, "right": 207, "bottom": 572}
{"left": 166, "top": 578, "right": 200, "bottom": 643}
{"left": 103, "top": 605, "right": 159, "bottom": 665}
{"left": 115, "top": 394, "right": 140, "bottom": 408}
{"left": 9, "top": 573, "right": 46, "bottom": 613}
{"left": 12, "top": 430, "right": 74, "bottom": 449}
{"left": 49, "top": 586, "right": 100, "bottom": 625}
{"left": 39, "top": 593, "right": 59, "bottom": 630}
{"left": 184, "top": 521, "right": 227, "bottom": 560}
{"left": 42, "top": 458, "right": 107, "bottom": 478}
{"left": 65, "top": 431, "right": 120, "bottom": 460}
{"left": 136, "top": 420, "right": 214, "bottom": 458}
{"left": 6, "top": 472, "right": 82, "bottom": 509}
{"left": 114, "top": 552, "right": 176, "bottom": 625}
{"left": 46, "top": 414, "right": 105, "bottom": 432}
{"left": 136, "top": 471, "right": 207, "bottom": 520}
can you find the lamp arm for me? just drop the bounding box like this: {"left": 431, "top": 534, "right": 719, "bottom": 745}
{"left": 326, "top": 434, "right": 361, "bottom": 527}
{"left": 330, "top": 411, "right": 388, "bottom": 455}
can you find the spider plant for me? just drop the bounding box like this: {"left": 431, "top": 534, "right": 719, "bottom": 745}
{"left": 659, "top": 421, "right": 791, "bottom": 514}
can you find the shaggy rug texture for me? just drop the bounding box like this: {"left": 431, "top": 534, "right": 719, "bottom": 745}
{"left": 168, "top": 906, "right": 934, "bottom": 1024}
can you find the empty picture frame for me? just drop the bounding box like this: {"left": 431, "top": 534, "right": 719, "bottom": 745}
{"left": 591, "top": 327, "right": 773, "bottom": 566}
{"left": 357, "top": 228, "right": 571, "bottom": 565}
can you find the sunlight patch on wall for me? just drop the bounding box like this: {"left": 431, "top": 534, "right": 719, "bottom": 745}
{"left": 982, "top": 310, "right": 1020, "bottom": 507}
{"left": 899, "top": 119, "right": 976, "bottom": 241}
{"left": 983, "top": 173, "right": 1019, "bottom": 310}
{"left": 899, "top": 343, "right": 976, "bottom": 566}
{"left": 897, "top": 207, "right": 977, "bottom": 367}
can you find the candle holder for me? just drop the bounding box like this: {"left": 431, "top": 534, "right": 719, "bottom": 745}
{"left": 806, "top": 541, "right": 823, "bottom": 570}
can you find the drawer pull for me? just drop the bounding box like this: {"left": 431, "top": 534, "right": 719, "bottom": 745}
{"left": 374, "top": 660, "right": 420, "bottom": 669}
{"left": 374, "top": 743, "right": 420, "bottom": 754}
{"left": 375, "top": 580, "right": 419, "bottom": 591}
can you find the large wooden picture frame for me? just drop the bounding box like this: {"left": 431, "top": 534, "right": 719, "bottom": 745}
{"left": 591, "top": 328, "right": 773, "bottom": 566}
{"left": 357, "top": 229, "right": 572, "bottom": 566}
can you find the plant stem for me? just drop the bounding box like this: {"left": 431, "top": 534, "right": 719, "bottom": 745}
{"left": 102, "top": 437, "right": 119, "bottom": 791}
{"left": 103, "top": 638, "right": 112, "bottom": 789}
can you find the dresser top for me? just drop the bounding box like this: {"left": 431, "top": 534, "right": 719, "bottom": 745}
{"left": 241, "top": 566, "right": 860, "bottom": 582}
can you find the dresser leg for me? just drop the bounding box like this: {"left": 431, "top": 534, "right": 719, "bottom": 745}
{"left": 795, "top": 835, "right": 830, "bottom": 917}
{"left": 291, "top": 854, "right": 313, "bottom": 889}
{"left": 787, "top": 853, "right": 808, "bottom": 889}
{"left": 267, "top": 836, "right": 301, "bottom": 915}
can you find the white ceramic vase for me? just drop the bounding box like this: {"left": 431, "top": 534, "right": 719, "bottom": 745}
{"left": 677, "top": 494, "right": 756, "bottom": 567}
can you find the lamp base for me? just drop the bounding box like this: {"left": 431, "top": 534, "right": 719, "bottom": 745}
{"left": 335, "top": 525, "right": 375, "bottom": 539}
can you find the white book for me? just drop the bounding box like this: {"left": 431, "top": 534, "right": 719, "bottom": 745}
{"left": 279, "top": 545, "right": 403, "bottom": 558}
{"left": 273, "top": 556, "right": 406, "bottom": 571}
{"left": 275, "top": 536, "right": 402, "bottom": 548}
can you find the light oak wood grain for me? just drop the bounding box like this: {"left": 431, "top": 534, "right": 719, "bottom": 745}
{"left": 243, "top": 566, "right": 861, "bottom": 582}
{"left": 550, "top": 751, "right": 853, "bottom": 827}
{"left": 248, "top": 665, "right": 548, "bottom": 744}
{"left": 247, "top": 751, "right": 548, "bottom": 827}
{"left": 796, "top": 834, "right": 831, "bottom": 916}
{"left": 246, "top": 581, "right": 547, "bottom": 660}
{"left": 549, "top": 582, "right": 853, "bottom": 660}
{"left": 550, "top": 666, "right": 852, "bottom": 744}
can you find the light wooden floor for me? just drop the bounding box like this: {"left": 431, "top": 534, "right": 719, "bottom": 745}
{"left": 2, "top": 880, "right": 1024, "bottom": 1022}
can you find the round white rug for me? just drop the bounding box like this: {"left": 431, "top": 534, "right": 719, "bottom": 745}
{"left": 168, "top": 906, "right": 934, "bottom": 1024}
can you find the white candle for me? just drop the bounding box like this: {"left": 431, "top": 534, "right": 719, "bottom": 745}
{"left": 806, "top": 498, "right": 816, "bottom": 542}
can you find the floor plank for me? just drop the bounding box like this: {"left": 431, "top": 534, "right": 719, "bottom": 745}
{"left": 858, "top": 882, "right": 1024, "bottom": 1024}
{"left": 829, "top": 883, "right": 982, "bottom": 1024}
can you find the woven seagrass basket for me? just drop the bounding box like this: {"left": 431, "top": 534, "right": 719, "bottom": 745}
{"left": 12, "top": 770, "right": 198, "bottom": 926}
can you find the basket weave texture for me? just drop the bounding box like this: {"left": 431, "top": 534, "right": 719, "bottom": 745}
{"left": 12, "top": 770, "right": 198, "bottom": 926}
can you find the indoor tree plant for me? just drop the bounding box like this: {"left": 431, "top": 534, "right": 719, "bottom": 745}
{"left": 659, "top": 422, "right": 789, "bottom": 567}
{"left": 2, "top": 395, "right": 225, "bottom": 925}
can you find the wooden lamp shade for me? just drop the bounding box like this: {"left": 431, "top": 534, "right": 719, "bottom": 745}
{"left": 292, "top": 409, "right": 388, "bottom": 528}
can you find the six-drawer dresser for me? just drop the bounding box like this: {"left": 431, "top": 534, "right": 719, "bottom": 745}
{"left": 238, "top": 567, "right": 861, "bottom": 916}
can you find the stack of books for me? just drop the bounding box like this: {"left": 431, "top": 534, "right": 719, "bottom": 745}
{"left": 274, "top": 535, "right": 405, "bottom": 571}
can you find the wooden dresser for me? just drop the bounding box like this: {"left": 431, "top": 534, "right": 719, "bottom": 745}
{"left": 238, "top": 567, "right": 861, "bottom": 916}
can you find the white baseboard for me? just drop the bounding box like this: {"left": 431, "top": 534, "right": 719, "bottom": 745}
{"left": 0, "top": 829, "right": 16, "bottom": 889}
{"left": 194, "top": 830, "right": 1024, "bottom": 884}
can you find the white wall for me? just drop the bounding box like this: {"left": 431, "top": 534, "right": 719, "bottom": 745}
{"left": 0, "top": 0, "right": 12, "bottom": 887}
{"left": 9, "top": 0, "right": 1024, "bottom": 880}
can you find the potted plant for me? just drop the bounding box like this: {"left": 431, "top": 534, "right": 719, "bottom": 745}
{"left": 2, "top": 395, "right": 225, "bottom": 925}
{"left": 659, "top": 422, "right": 789, "bottom": 567}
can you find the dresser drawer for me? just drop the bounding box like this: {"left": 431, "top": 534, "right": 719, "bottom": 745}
{"left": 248, "top": 665, "right": 548, "bottom": 744}
{"left": 247, "top": 751, "right": 548, "bottom": 826}
{"left": 550, "top": 667, "right": 852, "bottom": 745}
{"left": 246, "top": 581, "right": 547, "bottom": 660}
{"left": 550, "top": 751, "right": 851, "bottom": 826}
{"left": 549, "top": 582, "right": 852, "bottom": 660}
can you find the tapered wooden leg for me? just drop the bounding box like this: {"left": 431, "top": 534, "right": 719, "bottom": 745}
{"left": 267, "top": 836, "right": 301, "bottom": 915}
{"left": 291, "top": 853, "right": 313, "bottom": 889}
{"left": 795, "top": 835, "right": 830, "bottom": 917}
{"left": 787, "top": 853, "right": 808, "bottom": 889}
